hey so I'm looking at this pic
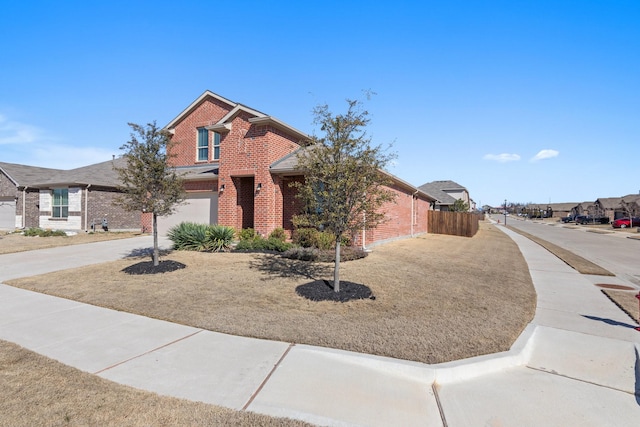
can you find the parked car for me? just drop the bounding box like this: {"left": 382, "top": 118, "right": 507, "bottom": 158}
{"left": 575, "top": 215, "right": 610, "bottom": 225}
{"left": 611, "top": 217, "right": 640, "bottom": 228}
{"left": 561, "top": 216, "right": 574, "bottom": 223}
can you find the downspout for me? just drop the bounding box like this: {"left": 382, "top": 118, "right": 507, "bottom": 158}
{"left": 361, "top": 211, "right": 366, "bottom": 250}
{"left": 22, "top": 186, "right": 28, "bottom": 228}
{"left": 411, "top": 190, "right": 418, "bottom": 237}
{"left": 84, "top": 184, "right": 91, "bottom": 232}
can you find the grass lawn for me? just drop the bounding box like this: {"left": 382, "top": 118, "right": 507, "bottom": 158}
{"left": 6, "top": 222, "right": 536, "bottom": 365}
{"left": 0, "top": 339, "right": 311, "bottom": 427}
{"left": 2, "top": 221, "right": 537, "bottom": 426}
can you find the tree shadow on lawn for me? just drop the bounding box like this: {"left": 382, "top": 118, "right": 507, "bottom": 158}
{"left": 121, "top": 247, "right": 182, "bottom": 275}
{"left": 249, "top": 255, "right": 374, "bottom": 302}
{"left": 123, "top": 247, "right": 173, "bottom": 259}
{"left": 249, "top": 255, "right": 333, "bottom": 281}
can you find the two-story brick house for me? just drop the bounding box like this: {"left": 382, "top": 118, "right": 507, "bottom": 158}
{"left": 154, "top": 90, "right": 435, "bottom": 247}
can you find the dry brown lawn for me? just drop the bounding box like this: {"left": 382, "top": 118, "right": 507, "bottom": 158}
{"left": 603, "top": 290, "right": 640, "bottom": 324}
{"left": 7, "top": 222, "right": 536, "bottom": 365}
{"left": 0, "top": 339, "right": 311, "bottom": 427}
{"left": 0, "top": 231, "right": 143, "bottom": 255}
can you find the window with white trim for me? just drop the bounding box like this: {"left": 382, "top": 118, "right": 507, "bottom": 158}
{"left": 213, "top": 131, "right": 221, "bottom": 160}
{"left": 52, "top": 188, "right": 68, "bottom": 218}
{"left": 197, "top": 128, "right": 209, "bottom": 161}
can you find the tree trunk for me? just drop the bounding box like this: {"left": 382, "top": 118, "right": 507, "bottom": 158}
{"left": 152, "top": 211, "right": 159, "bottom": 267}
{"left": 333, "top": 239, "right": 341, "bottom": 292}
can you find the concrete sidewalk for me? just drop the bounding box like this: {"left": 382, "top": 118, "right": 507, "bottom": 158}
{"left": 1, "top": 231, "right": 639, "bottom": 426}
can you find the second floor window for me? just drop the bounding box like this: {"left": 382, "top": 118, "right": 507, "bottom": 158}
{"left": 197, "top": 128, "right": 209, "bottom": 161}
{"left": 213, "top": 131, "right": 221, "bottom": 160}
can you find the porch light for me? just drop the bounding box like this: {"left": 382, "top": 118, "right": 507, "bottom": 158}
{"left": 220, "top": 184, "right": 225, "bottom": 192}
{"left": 256, "top": 183, "right": 262, "bottom": 191}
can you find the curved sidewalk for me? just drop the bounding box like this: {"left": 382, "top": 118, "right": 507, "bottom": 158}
{"left": 0, "top": 230, "right": 639, "bottom": 426}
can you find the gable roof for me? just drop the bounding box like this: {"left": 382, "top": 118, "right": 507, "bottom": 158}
{"left": 0, "top": 158, "right": 128, "bottom": 189}
{"left": 0, "top": 162, "right": 64, "bottom": 188}
{"left": 595, "top": 197, "right": 623, "bottom": 210}
{"left": 269, "top": 145, "right": 435, "bottom": 202}
{"left": 418, "top": 180, "right": 468, "bottom": 205}
{"left": 164, "top": 90, "right": 310, "bottom": 142}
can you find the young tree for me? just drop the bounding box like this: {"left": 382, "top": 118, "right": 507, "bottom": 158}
{"left": 293, "top": 98, "right": 396, "bottom": 292}
{"left": 114, "top": 121, "right": 185, "bottom": 266}
{"left": 451, "top": 199, "right": 469, "bottom": 212}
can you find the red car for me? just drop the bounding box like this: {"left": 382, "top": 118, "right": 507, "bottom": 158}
{"left": 611, "top": 217, "right": 640, "bottom": 228}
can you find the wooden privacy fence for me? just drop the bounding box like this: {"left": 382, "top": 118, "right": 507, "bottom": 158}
{"left": 428, "top": 210, "right": 481, "bottom": 237}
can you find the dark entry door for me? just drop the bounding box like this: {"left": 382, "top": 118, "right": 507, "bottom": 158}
{"left": 235, "top": 176, "right": 255, "bottom": 230}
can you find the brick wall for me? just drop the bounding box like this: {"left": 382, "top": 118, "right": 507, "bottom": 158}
{"left": 164, "top": 92, "right": 432, "bottom": 245}
{"left": 169, "top": 95, "right": 302, "bottom": 237}
{"left": 349, "top": 184, "right": 432, "bottom": 248}
{"left": 169, "top": 97, "right": 233, "bottom": 167}
{"left": 86, "top": 187, "right": 141, "bottom": 231}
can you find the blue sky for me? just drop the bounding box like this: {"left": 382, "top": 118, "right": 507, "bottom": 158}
{"left": 1, "top": 1, "right": 638, "bottom": 207}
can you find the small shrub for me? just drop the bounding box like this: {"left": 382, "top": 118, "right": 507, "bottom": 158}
{"left": 23, "top": 228, "right": 67, "bottom": 237}
{"left": 292, "top": 228, "right": 317, "bottom": 248}
{"left": 314, "top": 231, "right": 335, "bottom": 250}
{"left": 292, "top": 228, "right": 333, "bottom": 249}
{"left": 234, "top": 235, "right": 292, "bottom": 252}
{"left": 282, "top": 246, "right": 319, "bottom": 261}
{"left": 281, "top": 246, "right": 368, "bottom": 262}
{"left": 238, "top": 228, "right": 257, "bottom": 241}
{"left": 268, "top": 227, "right": 287, "bottom": 242}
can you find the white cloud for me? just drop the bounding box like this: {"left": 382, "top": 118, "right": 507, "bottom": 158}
{"left": 0, "top": 114, "right": 42, "bottom": 145}
{"left": 31, "top": 144, "right": 117, "bottom": 169}
{"left": 530, "top": 149, "right": 559, "bottom": 162}
{"left": 483, "top": 153, "right": 521, "bottom": 163}
{"left": 0, "top": 113, "right": 117, "bottom": 169}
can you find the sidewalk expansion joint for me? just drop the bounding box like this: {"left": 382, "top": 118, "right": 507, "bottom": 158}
{"left": 432, "top": 383, "right": 449, "bottom": 427}
{"left": 526, "top": 366, "right": 640, "bottom": 397}
{"left": 242, "top": 342, "right": 295, "bottom": 411}
{"left": 92, "top": 329, "right": 203, "bottom": 375}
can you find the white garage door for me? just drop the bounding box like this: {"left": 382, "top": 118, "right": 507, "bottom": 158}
{"left": 0, "top": 200, "right": 16, "bottom": 230}
{"left": 158, "top": 192, "right": 218, "bottom": 236}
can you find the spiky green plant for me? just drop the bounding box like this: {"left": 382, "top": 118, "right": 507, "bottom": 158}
{"left": 206, "top": 225, "right": 235, "bottom": 252}
{"left": 167, "top": 222, "right": 209, "bottom": 251}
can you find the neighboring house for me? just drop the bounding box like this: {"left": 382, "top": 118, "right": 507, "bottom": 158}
{"left": 418, "top": 180, "right": 471, "bottom": 211}
{"left": 154, "top": 90, "right": 435, "bottom": 247}
{"left": 619, "top": 194, "right": 640, "bottom": 218}
{"left": 571, "top": 201, "right": 596, "bottom": 218}
{"left": 0, "top": 158, "right": 140, "bottom": 232}
{"left": 527, "top": 202, "right": 579, "bottom": 219}
{"left": 593, "top": 197, "right": 623, "bottom": 221}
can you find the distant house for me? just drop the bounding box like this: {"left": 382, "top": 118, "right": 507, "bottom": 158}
{"left": 572, "top": 201, "right": 596, "bottom": 218}
{"left": 527, "top": 202, "right": 579, "bottom": 219}
{"left": 418, "top": 180, "right": 471, "bottom": 211}
{"left": 620, "top": 194, "right": 640, "bottom": 218}
{"left": 0, "top": 158, "right": 140, "bottom": 232}
{"left": 594, "top": 194, "right": 640, "bottom": 221}
{"left": 594, "top": 197, "right": 624, "bottom": 221}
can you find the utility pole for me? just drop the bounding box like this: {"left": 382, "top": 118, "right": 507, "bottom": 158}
{"left": 504, "top": 199, "right": 507, "bottom": 226}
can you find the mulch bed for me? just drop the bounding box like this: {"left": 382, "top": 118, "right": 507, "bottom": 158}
{"left": 122, "top": 260, "right": 186, "bottom": 275}
{"left": 296, "top": 280, "right": 375, "bottom": 302}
